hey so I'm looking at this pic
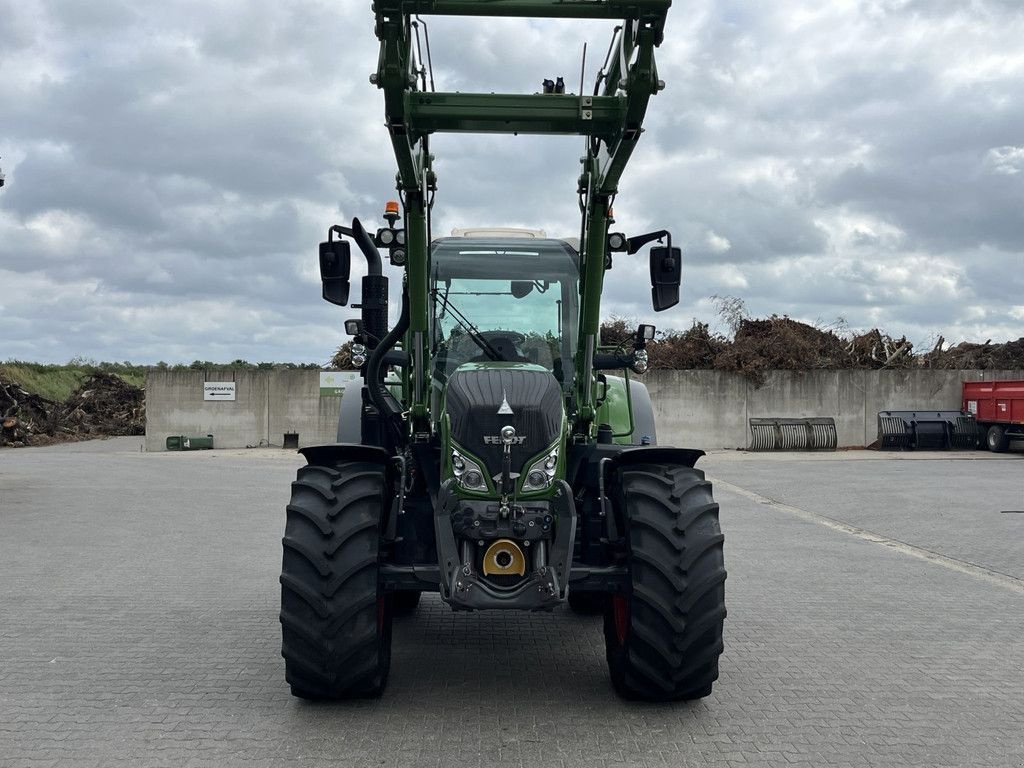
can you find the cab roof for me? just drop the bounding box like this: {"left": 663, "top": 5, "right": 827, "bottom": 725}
{"left": 430, "top": 237, "right": 580, "bottom": 280}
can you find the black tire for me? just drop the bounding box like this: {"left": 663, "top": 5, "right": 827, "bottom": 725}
{"left": 604, "top": 463, "right": 727, "bottom": 702}
{"left": 280, "top": 461, "right": 392, "bottom": 699}
{"left": 987, "top": 425, "right": 1010, "bottom": 453}
{"left": 568, "top": 591, "right": 608, "bottom": 615}
{"left": 391, "top": 591, "right": 422, "bottom": 616}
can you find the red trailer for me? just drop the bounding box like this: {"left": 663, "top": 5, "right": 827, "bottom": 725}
{"left": 962, "top": 379, "right": 1024, "bottom": 452}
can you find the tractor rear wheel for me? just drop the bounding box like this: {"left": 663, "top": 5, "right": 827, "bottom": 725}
{"left": 391, "top": 591, "right": 422, "bottom": 616}
{"left": 280, "top": 461, "right": 393, "bottom": 699}
{"left": 604, "top": 463, "right": 727, "bottom": 701}
{"left": 987, "top": 425, "right": 1010, "bottom": 453}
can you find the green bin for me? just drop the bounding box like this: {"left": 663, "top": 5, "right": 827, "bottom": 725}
{"left": 166, "top": 434, "right": 214, "bottom": 451}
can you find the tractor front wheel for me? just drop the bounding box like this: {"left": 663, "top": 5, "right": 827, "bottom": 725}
{"left": 604, "top": 463, "right": 727, "bottom": 701}
{"left": 280, "top": 461, "right": 393, "bottom": 699}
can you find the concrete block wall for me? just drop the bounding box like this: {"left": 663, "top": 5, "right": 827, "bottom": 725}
{"left": 145, "top": 368, "right": 1024, "bottom": 451}
{"left": 644, "top": 371, "right": 748, "bottom": 449}
{"left": 145, "top": 370, "right": 342, "bottom": 452}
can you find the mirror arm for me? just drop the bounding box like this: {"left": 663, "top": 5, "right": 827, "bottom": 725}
{"left": 329, "top": 220, "right": 383, "bottom": 276}
{"left": 626, "top": 229, "right": 671, "bottom": 255}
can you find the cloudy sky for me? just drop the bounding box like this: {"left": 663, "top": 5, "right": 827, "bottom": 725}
{"left": 1, "top": 0, "right": 1022, "bottom": 364}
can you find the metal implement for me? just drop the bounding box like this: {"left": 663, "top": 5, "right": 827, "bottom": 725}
{"left": 748, "top": 418, "right": 837, "bottom": 452}
{"left": 876, "top": 411, "right": 978, "bottom": 450}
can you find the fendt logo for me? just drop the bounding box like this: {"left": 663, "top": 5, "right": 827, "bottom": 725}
{"left": 483, "top": 435, "right": 527, "bottom": 445}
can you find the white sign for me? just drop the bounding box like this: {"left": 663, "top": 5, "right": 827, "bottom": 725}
{"left": 204, "top": 382, "right": 236, "bottom": 401}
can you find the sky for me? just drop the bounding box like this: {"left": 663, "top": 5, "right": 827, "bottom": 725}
{"left": 1, "top": 0, "right": 1023, "bottom": 365}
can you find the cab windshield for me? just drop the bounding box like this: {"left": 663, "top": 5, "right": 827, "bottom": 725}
{"left": 429, "top": 238, "right": 579, "bottom": 387}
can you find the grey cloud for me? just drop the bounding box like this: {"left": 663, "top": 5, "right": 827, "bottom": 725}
{"left": 2, "top": 0, "right": 1023, "bottom": 364}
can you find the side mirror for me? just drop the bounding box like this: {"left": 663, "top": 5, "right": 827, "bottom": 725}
{"left": 319, "top": 240, "right": 351, "bottom": 306}
{"left": 649, "top": 246, "right": 681, "bottom": 311}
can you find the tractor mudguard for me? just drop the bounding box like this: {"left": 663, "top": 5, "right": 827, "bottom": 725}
{"left": 298, "top": 443, "right": 394, "bottom": 473}
{"left": 612, "top": 445, "right": 705, "bottom": 469}
{"left": 569, "top": 444, "right": 705, "bottom": 491}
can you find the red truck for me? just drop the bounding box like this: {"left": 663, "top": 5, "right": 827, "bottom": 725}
{"left": 963, "top": 379, "right": 1024, "bottom": 452}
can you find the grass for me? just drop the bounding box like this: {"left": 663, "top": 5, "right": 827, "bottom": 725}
{"left": 0, "top": 362, "right": 146, "bottom": 402}
{"left": 1, "top": 359, "right": 324, "bottom": 402}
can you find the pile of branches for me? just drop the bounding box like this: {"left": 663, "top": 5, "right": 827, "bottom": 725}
{"left": 0, "top": 373, "right": 144, "bottom": 448}
{"left": 923, "top": 337, "right": 1024, "bottom": 370}
{"left": 1, "top": 377, "right": 59, "bottom": 446}
{"left": 600, "top": 318, "right": 727, "bottom": 370}
{"left": 600, "top": 316, "right": 1024, "bottom": 385}
{"left": 62, "top": 373, "right": 145, "bottom": 437}
{"left": 845, "top": 329, "right": 915, "bottom": 369}
{"left": 713, "top": 317, "right": 849, "bottom": 384}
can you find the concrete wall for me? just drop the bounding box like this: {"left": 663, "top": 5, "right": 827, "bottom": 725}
{"left": 145, "top": 370, "right": 342, "bottom": 452}
{"left": 652, "top": 368, "right": 1023, "bottom": 449}
{"left": 145, "top": 368, "right": 1024, "bottom": 451}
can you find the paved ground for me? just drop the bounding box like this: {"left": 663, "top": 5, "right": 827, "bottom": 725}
{"left": 1, "top": 439, "right": 1022, "bottom": 767}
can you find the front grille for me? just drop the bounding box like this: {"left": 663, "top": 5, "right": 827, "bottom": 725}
{"left": 445, "top": 368, "right": 563, "bottom": 477}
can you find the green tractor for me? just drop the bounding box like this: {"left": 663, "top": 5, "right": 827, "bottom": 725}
{"left": 280, "top": 0, "right": 726, "bottom": 702}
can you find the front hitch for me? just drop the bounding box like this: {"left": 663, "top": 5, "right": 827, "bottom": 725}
{"left": 433, "top": 479, "right": 576, "bottom": 611}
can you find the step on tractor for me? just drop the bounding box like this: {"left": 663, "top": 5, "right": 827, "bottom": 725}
{"left": 280, "top": 0, "right": 727, "bottom": 702}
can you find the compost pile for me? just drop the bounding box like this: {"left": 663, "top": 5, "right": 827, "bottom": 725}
{"left": 0, "top": 373, "right": 145, "bottom": 447}
{"left": 0, "top": 377, "right": 59, "bottom": 446}
{"left": 649, "top": 322, "right": 726, "bottom": 370}
{"left": 600, "top": 315, "right": 1024, "bottom": 384}
{"left": 714, "top": 317, "right": 849, "bottom": 382}
{"left": 923, "top": 337, "right": 1024, "bottom": 370}
{"left": 62, "top": 373, "right": 146, "bottom": 437}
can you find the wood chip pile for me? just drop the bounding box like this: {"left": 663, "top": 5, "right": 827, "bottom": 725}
{"left": 600, "top": 317, "right": 1024, "bottom": 385}
{"left": 1, "top": 373, "right": 145, "bottom": 448}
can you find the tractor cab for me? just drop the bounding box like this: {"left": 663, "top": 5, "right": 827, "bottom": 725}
{"left": 429, "top": 237, "right": 579, "bottom": 392}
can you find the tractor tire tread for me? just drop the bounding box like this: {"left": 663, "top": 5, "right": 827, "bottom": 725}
{"left": 605, "top": 463, "right": 727, "bottom": 702}
{"left": 280, "top": 461, "right": 391, "bottom": 700}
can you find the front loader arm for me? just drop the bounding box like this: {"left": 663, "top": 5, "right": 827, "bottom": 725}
{"left": 370, "top": 0, "right": 671, "bottom": 433}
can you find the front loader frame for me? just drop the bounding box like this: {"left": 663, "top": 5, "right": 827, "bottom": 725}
{"left": 371, "top": 0, "right": 671, "bottom": 438}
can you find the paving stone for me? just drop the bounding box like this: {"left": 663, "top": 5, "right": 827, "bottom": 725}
{"left": 0, "top": 439, "right": 1022, "bottom": 767}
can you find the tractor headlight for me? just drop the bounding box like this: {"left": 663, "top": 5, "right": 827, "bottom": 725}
{"left": 632, "top": 348, "right": 648, "bottom": 374}
{"left": 451, "top": 448, "right": 487, "bottom": 491}
{"left": 351, "top": 343, "right": 367, "bottom": 367}
{"left": 522, "top": 445, "right": 559, "bottom": 492}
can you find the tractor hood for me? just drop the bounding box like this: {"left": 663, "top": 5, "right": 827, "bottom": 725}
{"left": 443, "top": 363, "right": 564, "bottom": 482}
